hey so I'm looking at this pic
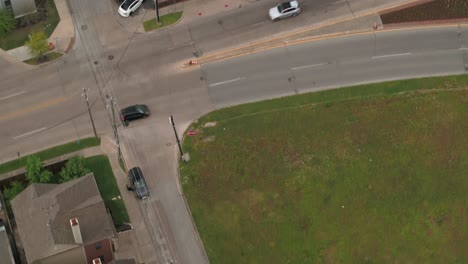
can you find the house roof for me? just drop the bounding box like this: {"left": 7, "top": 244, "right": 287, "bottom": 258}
{"left": 11, "top": 174, "right": 115, "bottom": 263}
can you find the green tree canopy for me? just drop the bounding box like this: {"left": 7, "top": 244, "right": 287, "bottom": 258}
{"left": 0, "top": 9, "right": 15, "bottom": 38}
{"left": 2, "top": 181, "right": 26, "bottom": 201}
{"left": 25, "top": 30, "right": 49, "bottom": 60}
{"left": 59, "top": 156, "right": 90, "bottom": 183}
{"left": 25, "top": 155, "right": 52, "bottom": 183}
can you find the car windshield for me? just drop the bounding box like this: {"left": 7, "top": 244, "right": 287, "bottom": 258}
{"left": 278, "top": 2, "right": 292, "bottom": 13}
{"left": 134, "top": 179, "right": 146, "bottom": 188}
{"left": 121, "top": 0, "right": 132, "bottom": 10}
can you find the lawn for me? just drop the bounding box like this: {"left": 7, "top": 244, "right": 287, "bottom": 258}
{"left": 143, "top": 11, "right": 182, "bottom": 32}
{"left": 0, "top": 0, "right": 60, "bottom": 50}
{"left": 180, "top": 75, "right": 468, "bottom": 263}
{"left": 23, "top": 51, "right": 63, "bottom": 65}
{"left": 0, "top": 137, "right": 100, "bottom": 175}
{"left": 85, "top": 155, "right": 130, "bottom": 229}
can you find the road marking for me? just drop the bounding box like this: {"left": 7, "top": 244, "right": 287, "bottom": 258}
{"left": 0, "top": 91, "right": 26, "bottom": 101}
{"left": 209, "top": 77, "right": 244, "bottom": 87}
{"left": 291, "top": 63, "right": 327, "bottom": 70}
{"left": 0, "top": 96, "right": 67, "bottom": 122}
{"left": 332, "top": 0, "right": 346, "bottom": 5}
{"left": 191, "top": 0, "right": 424, "bottom": 64}
{"left": 372, "top": 52, "right": 411, "bottom": 59}
{"left": 13, "top": 127, "right": 47, "bottom": 139}
{"left": 459, "top": 47, "right": 468, "bottom": 50}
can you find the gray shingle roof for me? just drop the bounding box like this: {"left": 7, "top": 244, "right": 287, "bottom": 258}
{"left": 11, "top": 174, "right": 115, "bottom": 263}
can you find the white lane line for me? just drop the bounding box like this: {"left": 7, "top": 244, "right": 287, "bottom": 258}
{"left": 332, "top": 0, "right": 346, "bottom": 5}
{"left": 209, "top": 77, "right": 244, "bottom": 87}
{"left": 0, "top": 91, "right": 26, "bottom": 101}
{"left": 459, "top": 47, "right": 468, "bottom": 50}
{"left": 372, "top": 53, "right": 411, "bottom": 59}
{"left": 13, "top": 127, "right": 47, "bottom": 139}
{"left": 291, "top": 63, "right": 327, "bottom": 70}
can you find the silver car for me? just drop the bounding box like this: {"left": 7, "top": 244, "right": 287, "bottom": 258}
{"left": 269, "top": 1, "right": 301, "bottom": 21}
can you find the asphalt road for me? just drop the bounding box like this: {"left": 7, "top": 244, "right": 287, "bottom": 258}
{"left": 1, "top": 0, "right": 467, "bottom": 263}
{"left": 203, "top": 26, "right": 468, "bottom": 108}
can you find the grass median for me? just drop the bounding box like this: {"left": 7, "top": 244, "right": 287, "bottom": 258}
{"left": 143, "top": 12, "right": 182, "bottom": 32}
{"left": 181, "top": 75, "right": 468, "bottom": 263}
{"left": 0, "top": 137, "right": 100, "bottom": 175}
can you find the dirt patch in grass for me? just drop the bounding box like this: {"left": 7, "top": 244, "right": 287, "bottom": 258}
{"left": 381, "top": 0, "right": 468, "bottom": 25}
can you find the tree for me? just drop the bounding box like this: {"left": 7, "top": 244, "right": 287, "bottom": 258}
{"left": 25, "top": 30, "right": 49, "bottom": 61}
{"left": 0, "top": 9, "right": 15, "bottom": 38}
{"left": 59, "top": 156, "right": 90, "bottom": 183}
{"left": 2, "top": 181, "right": 26, "bottom": 201}
{"left": 25, "top": 155, "right": 52, "bottom": 183}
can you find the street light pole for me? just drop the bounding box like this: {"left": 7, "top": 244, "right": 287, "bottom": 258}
{"left": 169, "top": 115, "right": 186, "bottom": 162}
{"left": 155, "top": 0, "right": 160, "bottom": 24}
{"left": 106, "top": 95, "right": 122, "bottom": 161}
{"left": 82, "top": 88, "right": 98, "bottom": 138}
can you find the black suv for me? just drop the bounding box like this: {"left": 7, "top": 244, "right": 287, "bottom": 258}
{"left": 127, "top": 167, "right": 150, "bottom": 199}
{"left": 120, "top": 104, "right": 150, "bottom": 125}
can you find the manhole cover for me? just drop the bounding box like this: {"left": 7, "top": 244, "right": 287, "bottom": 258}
{"left": 200, "top": 76, "right": 204, "bottom": 81}
{"left": 108, "top": 55, "right": 114, "bottom": 60}
{"left": 218, "top": 20, "right": 223, "bottom": 25}
{"left": 94, "top": 61, "right": 98, "bottom": 65}
{"left": 81, "top": 25, "right": 87, "bottom": 30}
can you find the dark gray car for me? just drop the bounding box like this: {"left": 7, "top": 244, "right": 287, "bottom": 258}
{"left": 128, "top": 167, "right": 150, "bottom": 199}
{"left": 120, "top": 104, "right": 150, "bottom": 126}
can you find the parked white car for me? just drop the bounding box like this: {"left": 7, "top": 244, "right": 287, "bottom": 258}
{"left": 118, "top": 0, "right": 144, "bottom": 17}
{"left": 269, "top": 0, "right": 301, "bottom": 21}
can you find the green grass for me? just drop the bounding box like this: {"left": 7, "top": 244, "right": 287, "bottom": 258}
{"left": 85, "top": 155, "right": 130, "bottom": 229}
{"left": 23, "top": 51, "right": 63, "bottom": 65}
{"left": 180, "top": 75, "right": 468, "bottom": 263}
{"left": 0, "top": 0, "right": 60, "bottom": 50}
{"left": 143, "top": 11, "right": 182, "bottom": 32}
{"left": 0, "top": 137, "right": 100, "bottom": 175}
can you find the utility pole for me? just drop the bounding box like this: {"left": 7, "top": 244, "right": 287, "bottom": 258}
{"left": 82, "top": 88, "right": 98, "bottom": 138}
{"left": 106, "top": 95, "right": 122, "bottom": 161}
{"left": 155, "top": 0, "right": 160, "bottom": 24}
{"left": 169, "top": 115, "right": 187, "bottom": 163}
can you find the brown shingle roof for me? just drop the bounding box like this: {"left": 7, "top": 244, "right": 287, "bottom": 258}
{"left": 11, "top": 174, "right": 115, "bottom": 263}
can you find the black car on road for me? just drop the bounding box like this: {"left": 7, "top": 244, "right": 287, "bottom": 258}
{"left": 127, "top": 167, "right": 150, "bottom": 200}
{"left": 120, "top": 104, "right": 150, "bottom": 125}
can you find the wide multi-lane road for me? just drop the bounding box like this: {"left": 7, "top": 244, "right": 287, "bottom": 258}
{"left": 1, "top": 0, "right": 467, "bottom": 263}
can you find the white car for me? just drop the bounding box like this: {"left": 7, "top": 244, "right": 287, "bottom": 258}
{"left": 269, "top": 0, "right": 301, "bottom": 21}
{"left": 118, "top": 0, "right": 144, "bottom": 17}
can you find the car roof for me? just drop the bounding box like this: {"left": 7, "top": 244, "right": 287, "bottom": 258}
{"left": 121, "top": 105, "right": 145, "bottom": 115}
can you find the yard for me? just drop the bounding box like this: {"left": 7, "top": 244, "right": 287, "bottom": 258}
{"left": 84, "top": 155, "right": 130, "bottom": 229}
{"left": 0, "top": 0, "right": 60, "bottom": 50}
{"left": 180, "top": 75, "right": 468, "bottom": 263}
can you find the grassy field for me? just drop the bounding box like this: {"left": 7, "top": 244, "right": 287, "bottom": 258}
{"left": 0, "top": 137, "right": 100, "bottom": 175}
{"left": 85, "top": 155, "right": 130, "bottom": 229}
{"left": 143, "top": 12, "right": 182, "bottom": 32}
{"left": 180, "top": 75, "right": 468, "bottom": 263}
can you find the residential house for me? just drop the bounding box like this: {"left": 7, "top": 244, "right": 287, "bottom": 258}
{"left": 11, "top": 174, "right": 116, "bottom": 264}
{"left": 0, "top": 0, "right": 37, "bottom": 18}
